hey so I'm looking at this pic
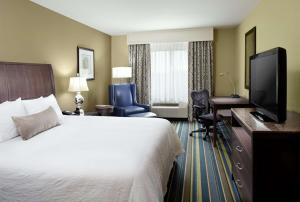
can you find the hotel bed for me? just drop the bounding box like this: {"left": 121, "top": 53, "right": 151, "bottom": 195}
{"left": 0, "top": 62, "right": 183, "bottom": 202}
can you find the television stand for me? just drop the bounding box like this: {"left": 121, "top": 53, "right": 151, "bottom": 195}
{"left": 231, "top": 108, "right": 300, "bottom": 201}
{"left": 250, "top": 111, "right": 274, "bottom": 122}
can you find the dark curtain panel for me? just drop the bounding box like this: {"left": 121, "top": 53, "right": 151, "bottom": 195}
{"left": 129, "top": 44, "right": 151, "bottom": 104}
{"left": 188, "top": 41, "right": 214, "bottom": 121}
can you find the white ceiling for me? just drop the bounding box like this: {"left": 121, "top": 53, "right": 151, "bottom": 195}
{"left": 31, "top": 0, "right": 260, "bottom": 36}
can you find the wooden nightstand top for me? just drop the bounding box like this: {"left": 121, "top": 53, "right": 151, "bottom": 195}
{"left": 95, "top": 105, "right": 114, "bottom": 109}
{"left": 95, "top": 105, "right": 114, "bottom": 116}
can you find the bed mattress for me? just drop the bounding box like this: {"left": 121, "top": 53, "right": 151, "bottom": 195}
{"left": 0, "top": 116, "right": 183, "bottom": 202}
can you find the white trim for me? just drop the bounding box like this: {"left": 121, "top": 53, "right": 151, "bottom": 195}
{"left": 127, "top": 27, "right": 214, "bottom": 44}
{"left": 151, "top": 104, "right": 188, "bottom": 118}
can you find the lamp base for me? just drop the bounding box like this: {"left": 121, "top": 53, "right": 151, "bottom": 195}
{"left": 74, "top": 107, "right": 84, "bottom": 115}
{"left": 74, "top": 92, "right": 85, "bottom": 115}
{"left": 231, "top": 94, "right": 240, "bottom": 98}
{"left": 74, "top": 107, "right": 80, "bottom": 115}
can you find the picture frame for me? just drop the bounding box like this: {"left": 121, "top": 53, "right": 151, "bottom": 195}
{"left": 77, "top": 46, "right": 95, "bottom": 80}
{"left": 245, "top": 27, "right": 256, "bottom": 89}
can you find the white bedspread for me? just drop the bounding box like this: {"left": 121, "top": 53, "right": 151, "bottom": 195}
{"left": 0, "top": 116, "right": 183, "bottom": 202}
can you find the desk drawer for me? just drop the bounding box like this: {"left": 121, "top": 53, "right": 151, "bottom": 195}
{"left": 231, "top": 127, "right": 252, "bottom": 162}
{"left": 231, "top": 153, "right": 252, "bottom": 190}
{"left": 231, "top": 127, "right": 252, "bottom": 201}
{"left": 231, "top": 142, "right": 252, "bottom": 172}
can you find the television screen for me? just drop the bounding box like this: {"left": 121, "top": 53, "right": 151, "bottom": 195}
{"left": 250, "top": 47, "right": 286, "bottom": 122}
{"left": 250, "top": 54, "right": 277, "bottom": 113}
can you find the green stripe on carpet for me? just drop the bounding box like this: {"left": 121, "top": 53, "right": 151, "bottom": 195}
{"left": 165, "top": 121, "right": 241, "bottom": 202}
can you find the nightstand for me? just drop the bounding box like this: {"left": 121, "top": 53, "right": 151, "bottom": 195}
{"left": 95, "top": 105, "right": 114, "bottom": 116}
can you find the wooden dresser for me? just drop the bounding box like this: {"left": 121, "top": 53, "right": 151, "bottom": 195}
{"left": 231, "top": 108, "right": 300, "bottom": 202}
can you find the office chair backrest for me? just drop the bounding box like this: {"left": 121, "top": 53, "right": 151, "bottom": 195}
{"left": 191, "top": 89, "right": 210, "bottom": 115}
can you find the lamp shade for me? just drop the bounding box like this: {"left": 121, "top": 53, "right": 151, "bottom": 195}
{"left": 112, "top": 67, "right": 132, "bottom": 78}
{"left": 68, "top": 76, "right": 89, "bottom": 92}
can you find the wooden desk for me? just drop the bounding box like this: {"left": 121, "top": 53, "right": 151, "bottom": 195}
{"left": 209, "top": 97, "right": 249, "bottom": 146}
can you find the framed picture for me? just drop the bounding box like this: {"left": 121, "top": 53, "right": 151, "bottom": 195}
{"left": 77, "top": 47, "right": 95, "bottom": 80}
{"left": 245, "top": 27, "right": 256, "bottom": 89}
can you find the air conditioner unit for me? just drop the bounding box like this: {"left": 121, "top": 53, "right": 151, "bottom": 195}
{"left": 151, "top": 102, "right": 188, "bottom": 118}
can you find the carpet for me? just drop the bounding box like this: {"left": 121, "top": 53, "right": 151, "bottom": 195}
{"left": 164, "top": 121, "right": 241, "bottom": 202}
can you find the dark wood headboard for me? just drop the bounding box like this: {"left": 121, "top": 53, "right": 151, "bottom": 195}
{"left": 0, "top": 62, "right": 55, "bottom": 103}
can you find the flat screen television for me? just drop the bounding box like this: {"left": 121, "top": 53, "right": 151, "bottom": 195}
{"left": 249, "top": 47, "right": 287, "bottom": 123}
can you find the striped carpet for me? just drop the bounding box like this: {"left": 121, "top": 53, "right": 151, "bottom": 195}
{"left": 164, "top": 121, "right": 241, "bottom": 202}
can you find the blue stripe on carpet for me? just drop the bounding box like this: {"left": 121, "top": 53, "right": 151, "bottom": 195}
{"left": 165, "top": 121, "right": 241, "bottom": 202}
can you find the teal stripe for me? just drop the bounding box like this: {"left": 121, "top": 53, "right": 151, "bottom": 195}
{"left": 198, "top": 124, "right": 209, "bottom": 202}
{"left": 208, "top": 138, "right": 226, "bottom": 202}
{"left": 217, "top": 138, "right": 241, "bottom": 202}
{"left": 218, "top": 122, "right": 233, "bottom": 153}
{"left": 203, "top": 137, "right": 219, "bottom": 201}
{"left": 165, "top": 121, "right": 241, "bottom": 202}
{"left": 192, "top": 135, "right": 198, "bottom": 202}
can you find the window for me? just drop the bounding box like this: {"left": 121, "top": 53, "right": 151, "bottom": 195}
{"left": 150, "top": 42, "right": 188, "bottom": 104}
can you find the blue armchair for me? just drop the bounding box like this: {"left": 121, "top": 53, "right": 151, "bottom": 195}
{"left": 109, "top": 84, "right": 150, "bottom": 117}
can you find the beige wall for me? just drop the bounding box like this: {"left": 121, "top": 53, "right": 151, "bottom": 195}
{"left": 111, "top": 35, "right": 129, "bottom": 83}
{"left": 214, "top": 28, "right": 236, "bottom": 96}
{"left": 235, "top": 0, "right": 300, "bottom": 113}
{"left": 0, "top": 0, "right": 111, "bottom": 111}
{"left": 111, "top": 36, "right": 129, "bottom": 68}
{"left": 127, "top": 27, "right": 213, "bottom": 44}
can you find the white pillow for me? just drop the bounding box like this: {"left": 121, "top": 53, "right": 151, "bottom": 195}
{"left": 23, "top": 95, "right": 63, "bottom": 122}
{"left": 0, "top": 98, "right": 27, "bottom": 142}
{"left": 23, "top": 97, "right": 46, "bottom": 114}
{"left": 43, "top": 94, "right": 63, "bottom": 121}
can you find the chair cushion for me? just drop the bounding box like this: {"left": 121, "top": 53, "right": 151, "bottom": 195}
{"left": 124, "top": 106, "right": 146, "bottom": 115}
{"left": 198, "top": 113, "right": 221, "bottom": 122}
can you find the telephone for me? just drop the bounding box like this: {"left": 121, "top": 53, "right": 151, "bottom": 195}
{"left": 62, "top": 111, "right": 76, "bottom": 115}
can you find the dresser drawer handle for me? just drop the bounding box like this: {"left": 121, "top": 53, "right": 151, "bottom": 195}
{"left": 235, "top": 179, "right": 243, "bottom": 188}
{"left": 235, "top": 162, "right": 243, "bottom": 170}
{"left": 235, "top": 146, "right": 243, "bottom": 152}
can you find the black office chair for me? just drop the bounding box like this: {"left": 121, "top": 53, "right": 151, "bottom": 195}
{"left": 189, "top": 89, "right": 221, "bottom": 139}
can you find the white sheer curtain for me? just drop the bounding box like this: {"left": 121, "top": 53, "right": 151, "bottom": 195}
{"left": 150, "top": 42, "right": 188, "bottom": 104}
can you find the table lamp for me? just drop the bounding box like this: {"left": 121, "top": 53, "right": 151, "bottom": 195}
{"left": 68, "top": 74, "right": 89, "bottom": 114}
{"left": 219, "top": 72, "right": 240, "bottom": 98}
{"left": 112, "top": 67, "right": 132, "bottom": 83}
